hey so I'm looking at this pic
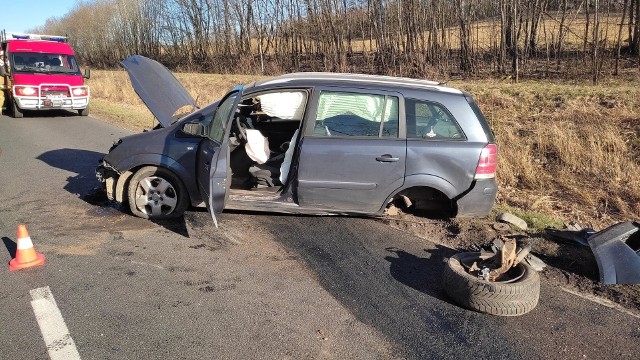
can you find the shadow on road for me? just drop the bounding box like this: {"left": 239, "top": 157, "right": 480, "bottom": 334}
{"left": 37, "top": 148, "right": 190, "bottom": 237}
{"left": 37, "top": 148, "right": 105, "bottom": 197}
{"left": 384, "top": 245, "right": 457, "bottom": 302}
{"left": 262, "top": 216, "right": 523, "bottom": 359}
{"left": 6, "top": 109, "right": 79, "bottom": 118}
{"left": 2, "top": 237, "right": 17, "bottom": 258}
{"left": 151, "top": 218, "right": 190, "bottom": 237}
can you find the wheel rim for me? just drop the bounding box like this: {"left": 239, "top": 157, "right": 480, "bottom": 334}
{"left": 460, "top": 256, "right": 526, "bottom": 283}
{"left": 133, "top": 176, "right": 179, "bottom": 217}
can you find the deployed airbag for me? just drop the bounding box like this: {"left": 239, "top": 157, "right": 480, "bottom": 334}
{"left": 245, "top": 129, "right": 270, "bottom": 164}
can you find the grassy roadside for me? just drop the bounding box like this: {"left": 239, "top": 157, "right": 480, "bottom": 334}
{"left": 87, "top": 70, "right": 640, "bottom": 229}
{"left": 454, "top": 77, "right": 640, "bottom": 229}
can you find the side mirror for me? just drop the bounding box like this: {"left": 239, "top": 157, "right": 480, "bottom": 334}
{"left": 181, "top": 121, "right": 206, "bottom": 137}
{"left": 0, "top": 66, "right": 6, "bottom": 77}
{"left": 83, "top": 68, "right": 91, "bottom": 79}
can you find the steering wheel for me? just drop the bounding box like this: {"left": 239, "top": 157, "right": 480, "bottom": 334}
{"left": 234, "top": 115, "right": 250, "bottom": 143}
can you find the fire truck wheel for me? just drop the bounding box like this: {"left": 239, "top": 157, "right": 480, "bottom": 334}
{"left": 78, "top": 107, "right": 89, "bottom": 116}
{"left": 442, "top": 252, "right": 540, "bottom": 316}
{"left": 12, "top": 101, "right": 23, "bottom": 118}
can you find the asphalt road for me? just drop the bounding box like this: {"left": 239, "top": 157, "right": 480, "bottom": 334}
{"left": 1, "top": 111, "right": 639, "bottom": 359}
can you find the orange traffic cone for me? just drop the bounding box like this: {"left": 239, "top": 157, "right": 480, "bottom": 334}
{"left": 9, "top": 225, "right": 45, "bottom": 271}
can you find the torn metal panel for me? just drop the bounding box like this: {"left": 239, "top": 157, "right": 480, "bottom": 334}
{"left": 545, "top": 227, "right": 595, "bottom": 247}
{"left": 587, "top": 222, "right": 640, "bottom": 285}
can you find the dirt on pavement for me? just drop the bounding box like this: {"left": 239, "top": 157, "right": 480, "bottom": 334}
{"left": 382, "top": 210, "right": 640, "bottom": 314}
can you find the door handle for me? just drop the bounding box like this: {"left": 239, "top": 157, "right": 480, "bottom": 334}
{"left": 376, "top": 154, "right": 399, "bottom": 162}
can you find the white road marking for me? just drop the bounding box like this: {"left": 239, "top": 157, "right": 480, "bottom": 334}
{"left": 30, "top": 286, "right": 82, "bottom": 360}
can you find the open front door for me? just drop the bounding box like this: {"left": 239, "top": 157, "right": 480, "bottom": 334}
{"left": 196, "top": 87, "right": 243, "bottom": 227}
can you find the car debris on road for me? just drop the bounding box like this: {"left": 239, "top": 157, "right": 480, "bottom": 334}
{"left": 546, "top": 221, "right": 640, "bottom": 284}
{"left": 496, "top": 212, "right": 528, "bottom": 230}
{"left": 587, "top": 221, "right": 640, "bottom": 285}
{"left": 443, "top": 235, "right": 541, "bottom": 316}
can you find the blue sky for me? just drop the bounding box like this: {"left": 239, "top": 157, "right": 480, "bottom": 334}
{"left": 1, "top": 0, "right": 78, "bottom": 33}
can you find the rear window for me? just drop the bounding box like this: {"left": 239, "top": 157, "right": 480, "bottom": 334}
{"left": 466, "top": 96, "right": 495, "bottom": 143}
{"left": 405, "top": 98, "right": 465, "bottom": 140}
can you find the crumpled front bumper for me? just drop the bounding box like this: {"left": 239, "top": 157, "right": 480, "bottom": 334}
{"left": 96, "top": 160, "right": 119, "bottom": 201}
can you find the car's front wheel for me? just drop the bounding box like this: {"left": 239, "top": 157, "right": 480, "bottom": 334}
{"left": 78, "top": 107, "right": 89, "bottom": 116}
{"left": 127, "top": 166, "right": 189, "bottom": 219}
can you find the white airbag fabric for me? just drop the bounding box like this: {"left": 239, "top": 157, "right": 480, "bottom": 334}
{"left": 245, "top": 129, "right": 270, "bottom": 164}
{"left": 257, "top": 92, "right": 306, "bottom": 120}
{"left": 279, "top": 129, "right": 299, "bottom": 184}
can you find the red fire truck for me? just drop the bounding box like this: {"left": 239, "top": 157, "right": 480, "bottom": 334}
{"left": 0, "top": 31, "right": 90, "bottom": 118}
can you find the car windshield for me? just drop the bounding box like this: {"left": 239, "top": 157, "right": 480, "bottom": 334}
{"left": 11, "top": 52, "right": 81, "bottom": 75}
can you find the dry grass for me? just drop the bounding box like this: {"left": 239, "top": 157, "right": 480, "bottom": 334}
{"left": 89, "top": 69, "right": 640, "bottom": 228}
{"left": 456, "top": 77, "right": 640, "bottom": 228}
{"left": 88, "top": 70, "right": 264, "bottom": 131}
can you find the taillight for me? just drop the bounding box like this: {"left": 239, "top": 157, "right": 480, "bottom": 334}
{"left": 15, "top": 86, "right": 38, "bottom": 96}
{"left": 72, "top": 87, "right": 88, "bottom": 96}
{"left": 475, "top": 144, "right": 497, "bottom": 179}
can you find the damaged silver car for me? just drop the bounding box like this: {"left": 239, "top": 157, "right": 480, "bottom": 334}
{"left": 96, "top": 55, "right": 498, "bottom": 223}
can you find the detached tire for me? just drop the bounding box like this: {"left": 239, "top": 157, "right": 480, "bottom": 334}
{"left": 127, "top": 166, "right": 189, "bottom": 219}
{"left": 442, "top": 252, "right": 540, "bottom": 316}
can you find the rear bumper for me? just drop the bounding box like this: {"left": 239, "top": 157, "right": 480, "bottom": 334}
{"left": 456, "top": 179, "right": 497, "bottom": 217}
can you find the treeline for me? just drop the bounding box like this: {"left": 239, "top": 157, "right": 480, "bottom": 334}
{"left": 34, "top": 0, "right": 640, "bottom": 81}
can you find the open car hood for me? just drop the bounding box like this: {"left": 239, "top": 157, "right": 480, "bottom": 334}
{"left": 121, "top": 55, "right": 196, "bottom": 128}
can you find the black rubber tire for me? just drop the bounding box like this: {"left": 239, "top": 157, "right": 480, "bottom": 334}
{"left": 78, "top": 107, "right": 89, "bottom": 116}
{"left": 1, "top": 91, "right": 8, "bottom": 115}
{"left": 12, "top": 101, "right": 23, "bottom": 118}
{"left": 127, "top": 166, "right": 189, "bottom": 219}
{"left": 442, "top": 252, "right": 540, "bottom": 316}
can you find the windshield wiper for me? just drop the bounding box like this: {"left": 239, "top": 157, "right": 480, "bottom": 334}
{"left": 46, "top": 69, "right": 78, "bottom": 75}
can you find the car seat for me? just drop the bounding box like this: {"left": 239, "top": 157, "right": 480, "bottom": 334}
{"left": 248, "top": 129, "right": 299, "bottom": 187}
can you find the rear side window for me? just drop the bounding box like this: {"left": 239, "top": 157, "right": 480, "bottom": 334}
{"left": 466, "top": 97, "right": 495, "bottom": 143}
{"left": 313, "top": 91, "right": 399, "bottom": 138}
{"left": 406, "top": 99, "right": 464, "bottom": 140}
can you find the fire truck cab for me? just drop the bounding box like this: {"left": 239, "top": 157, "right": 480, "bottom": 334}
{"left": 0, "top": 31, "right": 90, "bottom": 118}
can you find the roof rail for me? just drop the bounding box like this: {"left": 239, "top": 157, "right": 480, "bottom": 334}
{"left": 1, "top": 30, "right": 68, "bottom": 43}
